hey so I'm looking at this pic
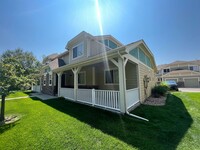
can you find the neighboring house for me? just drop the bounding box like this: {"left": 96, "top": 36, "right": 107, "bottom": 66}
{"left": 157, "top": 60, "right": 200, "bottom": 88}
{"left": 35, "top": 31, "right": 157, "bottom": 113}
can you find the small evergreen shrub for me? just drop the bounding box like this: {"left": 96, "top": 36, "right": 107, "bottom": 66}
{"left": 151, "top": 85, "right": 169, "bottom": 98}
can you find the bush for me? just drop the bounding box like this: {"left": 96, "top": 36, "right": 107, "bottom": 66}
{"left": 151, "top": 85, "right": 169, "bottom": 98}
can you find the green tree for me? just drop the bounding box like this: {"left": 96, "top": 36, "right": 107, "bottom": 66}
{"left": 0, "top": 49, "right": 41, "bottom": 121}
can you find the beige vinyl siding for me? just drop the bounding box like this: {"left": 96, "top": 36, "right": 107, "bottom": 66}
{"left": 89, "top": 40, "right": 110, "bottom": 57}
{"left": 61, "top": 54, "right": 69, "bottom": 65}
{"left": 139, "top": 63, "right": 156, "bottom": 102}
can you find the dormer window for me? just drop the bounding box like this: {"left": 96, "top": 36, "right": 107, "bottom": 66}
{"left": 73, "top": 42, "right": 84, "bottom": 59}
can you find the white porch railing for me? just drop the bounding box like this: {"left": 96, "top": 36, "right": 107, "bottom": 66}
{"left": 95, "top": 90, "right": 120, "bottom": 110}
{"left": 32, "top": 85, "right": 41, "bottom": 93}
{"left": 60, "top": 88, "right": 120, "bottom": 111}
{"left": 126, "top": 88, "right": 139, "bottom": 110}
{"left": 77, "top": 89, "right": 93, "bottom": 104}
{"left": 60, "top": 88, "right": 74, "bottom": 100}
{"left": 60, "top": 88, "right": 139, "bottom": 112}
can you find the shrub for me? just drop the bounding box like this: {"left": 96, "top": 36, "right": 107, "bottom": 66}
{"left": 151, "top": 85, "right": 169, "bottom": 98}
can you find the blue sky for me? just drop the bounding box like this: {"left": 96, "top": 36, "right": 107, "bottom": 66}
{"left": 0, "top": 0, "right": 200, "bottom": 65}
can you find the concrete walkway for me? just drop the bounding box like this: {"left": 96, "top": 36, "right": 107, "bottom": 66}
{"left": 0, "top": 96, "right": 34, "bottom": 101}
{"left": 179, "top": 88, "right": 200, "bottom": 92}
{"left": 30, "top": 93, "right": 57, "bottom": 100}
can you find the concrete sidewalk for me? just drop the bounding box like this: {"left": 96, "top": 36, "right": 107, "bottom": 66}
{"left": 30, "top": 93, "right": 57, "bottom": 100}
{"left": 179, "top": 88, "right": 200, "bottom": 92}
{"left": 0, "top": 96, "right": 34, "bottom": 101}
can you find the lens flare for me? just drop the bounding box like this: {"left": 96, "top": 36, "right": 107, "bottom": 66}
{"left": 95, "top": 0, "right": 111, "bottom": 79}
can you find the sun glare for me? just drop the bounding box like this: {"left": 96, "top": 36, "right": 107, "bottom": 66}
{"left": 95, "top": 0, "right": 103, "bottom": 35}
{"left": 95, "top": 0, "right": 111, "bottom": 81}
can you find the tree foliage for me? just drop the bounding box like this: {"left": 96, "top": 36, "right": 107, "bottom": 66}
{"left": 0, "top": 49, "right": 41, "bottom": 95}
{"left": 0, "top": 49, "right": 41, "bottom": 121}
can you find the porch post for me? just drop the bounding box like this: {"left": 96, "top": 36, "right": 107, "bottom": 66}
{"left": 72, "top": 67, "right": 81, "bottom": 101}
{"left": 118, "top": 57, "right": 127, "bottom": 113}
{"left": 57, "top": 72, "right": 62, "bottom": 97}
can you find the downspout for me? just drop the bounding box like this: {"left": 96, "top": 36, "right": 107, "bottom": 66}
{"left": 118, "top": 50, "right": 149, "bottom": 122}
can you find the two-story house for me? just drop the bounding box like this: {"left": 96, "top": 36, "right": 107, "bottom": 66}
{"left": 157, "top": 60, "right": 200, "bottom": 88}
{"left": 35, "top": 31, "right": 157, "bottom": 114}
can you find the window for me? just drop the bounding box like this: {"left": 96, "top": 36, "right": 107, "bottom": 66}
{"left": 99, "top": 39, "right": 118, "bottom": 49}
{"left": 49, "top": 74, "right": 52, "bottom": 86}
{"left": 78, "top": 72, "right": 86, "bottom": 85}
{"left": 73, "top": 43, "right": 84, "bottom": 59}
{"left": 163, "top": 68, "right": 170, "bottom": 73}
{"left": 139, "top": 49, "right": 146, "bottom": 64}
{"left": 105, "top": 69, "right": 119, "bottom": 84}
{"left": 108, "top": 40, "right": 117, "bottom": 49}
{"left": 129, "top": 47, "right": 153, "bottom": 69}
{"left": 43, "top": 74, "right": 46, "bottom": 86}
{"left": 129, "top": 48, "right": 139, "bottom": 59}
{"left": 189, "top": 66, "right": 198, "bottom": 71}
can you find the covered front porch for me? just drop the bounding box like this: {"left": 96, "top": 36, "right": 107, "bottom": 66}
{"left": 55, "top": 54, "right": 141, "bottom": 113}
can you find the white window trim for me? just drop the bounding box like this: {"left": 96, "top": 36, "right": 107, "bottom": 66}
{"left": 78, "top": 71, "right": 86, "bottom": 85}
{"left": 72, "top": 42, "right": 84, "bottom": 60}
{"left": 104, "top": 68, "right": 119, "bottom": 85}
{"left": 49, "top": 72, "right": 52, "bottom": 86}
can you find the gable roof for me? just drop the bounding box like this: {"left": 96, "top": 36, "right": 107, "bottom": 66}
{"left": 125, "top": 39, "right": 157, "bottom": 71}
{"left": 158, "top": 60, "right": 200, "bottom": 69}
{"left": 49, "top": 58, "right": 66, "bottom": 70}
{"left": 162, "top": 70, "right": 200, "bottom": 77}
{"left": 42, "top": 53, "right": 58, "bottom": 64}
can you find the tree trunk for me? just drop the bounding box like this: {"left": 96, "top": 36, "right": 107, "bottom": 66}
{"left": 0, "top": 94, "right": 6, "bottom": 122}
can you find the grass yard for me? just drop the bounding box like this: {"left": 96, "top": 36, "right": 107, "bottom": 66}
{"left": 0, "top": 92, "right": 200, "bottom": 149}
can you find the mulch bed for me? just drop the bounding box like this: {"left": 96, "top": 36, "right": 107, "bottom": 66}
{"left": 0, "top": 115, "right": 20, "bottom": 126}
{"left": 143, "top": 96, "right": 166, "bottom": 106}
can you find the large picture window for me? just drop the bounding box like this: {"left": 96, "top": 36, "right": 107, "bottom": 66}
{"left": 73, "top": 43, "right": 84, "bottom": 59}
{"left": 105, "top": 69, "right": 119, "bottom": 84}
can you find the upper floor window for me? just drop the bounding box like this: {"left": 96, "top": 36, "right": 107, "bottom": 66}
{"left": 163, "top": 68, "right": 170, "bottom": 73}
{"left": 129, "top": 47, "right": 153, "bottom": 68}
{"left": 73, "top": 43, "right": 84, "bottom": 59}
{"left": 99, "top": 39, "right": 118, "bottom": 49}
{"left": 189, "top": 66, "right": 198, "bottom": 71}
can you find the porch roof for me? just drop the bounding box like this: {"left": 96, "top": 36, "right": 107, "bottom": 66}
{"left": 53, "top": 46, "right": 127, "bottom": 73}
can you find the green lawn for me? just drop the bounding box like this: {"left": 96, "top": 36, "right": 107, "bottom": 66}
{"left": 0, "top": 92, "right": 199, "bottom": 149}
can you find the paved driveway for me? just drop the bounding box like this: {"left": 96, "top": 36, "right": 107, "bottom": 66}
{"left": 179, "top": 88, "right": 200, "bottom": 92}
